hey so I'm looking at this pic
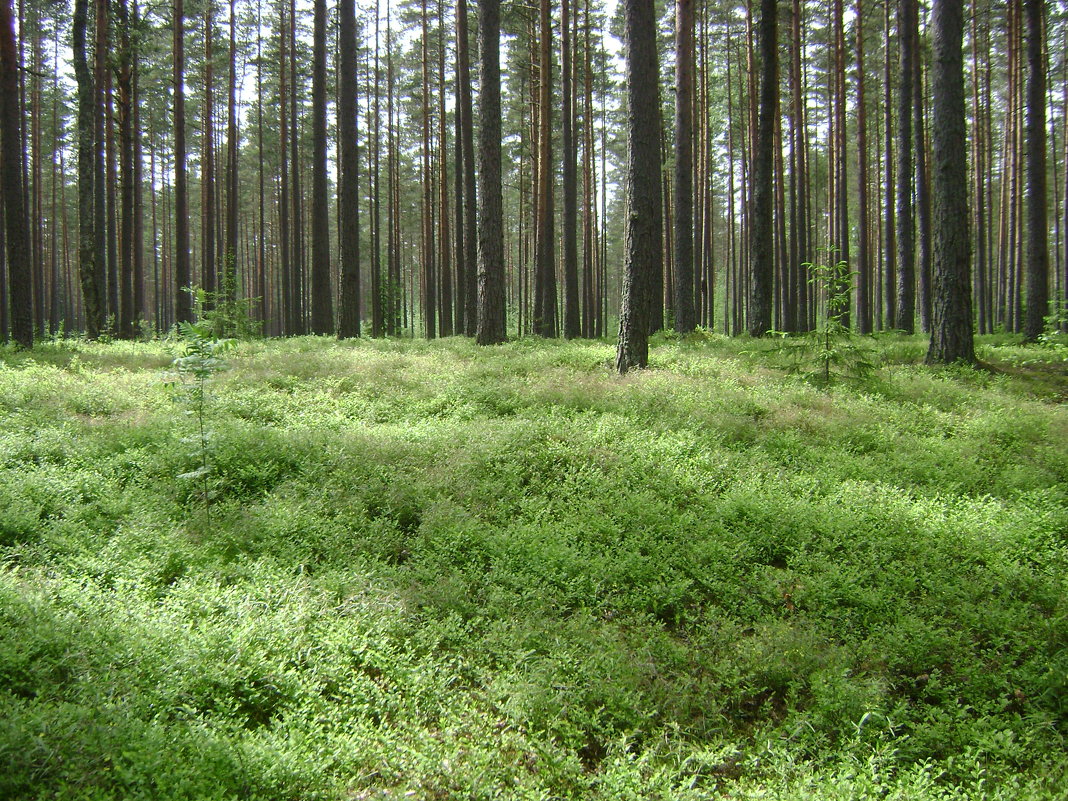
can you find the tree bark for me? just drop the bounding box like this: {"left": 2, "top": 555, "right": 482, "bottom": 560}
{"left": 310, "top": 0, "right": 333, "bottom": 334}
{"left": 73, "top": 0, "right": 103, "bottom": 337}
{"left": 673, "top": 0, "right": 696, "bottom": 334}
{"left": 1023, "top": 0, "right": 1049, "bottom": 340}
{"left": 747, "top": 0, "right": 776, "bottom": 337}
{"left": 562, "top": 0, "right": 579, "bottom": 338}
{"left": 534, "top": 0, "right": 557, "bottom": 337}
{"left": 616, "top": 0, "right": 662, "bottom": 371}
{"left": 337, "top": 0, "right": 360, "bottom": 338}
{"left": 0, "top": 0, "right": 30, "bottom": 346}
{"left": 476, "top": 0, "right": 506, "bottom": 345}
{"left": 926, "top": 0, "right": 974, "bottom": 364}
{"left": 895, "top": 0, "right": 916, "bottom": 332}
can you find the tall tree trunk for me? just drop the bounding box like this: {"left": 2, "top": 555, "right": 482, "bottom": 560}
{"left": 914, "top": 5, "right": 932, "bottom": 331}
{"left": 289, "top": 0, "right": 304, "bottom": 332}
{"left": 132, "top": 0, "right": 144, "bottom": 330}
{"left": 883, "top": 0, "right": 896, "bottom": 330}
{"left": 74, "top": 0, "right": 103, "bottom": 337}
{"left": 856, "top": 0, "right": 872, "bottom": 333}
{"left": 173, "top": 0, "right": 190, "bottom": 325}
{"left": 476, "top": 0, "right": 506, "bottom": 345}
{"left": 616, "top": 0, "right": 662, "bottom": 371}
{"left": 747, "top": 0, "right": 777, "bottom": 337}
{"left": 94, "top": 0, "right": 108, "bottom": 329}
{"left": 202, "top": 0, "right": 216, "bottom": 299}
{"left": 437, "top": 0, "right": 452, "bottom": 337}
{"left": 420, "top": 0, "right": 435, "bottom": 338}
{"left": 534, "top": 0, "right": 557, "bottom": 337}
{"left": 673, "top": 0, "right": 696, "bottom": 334}
{"left": 371, "top": 0, "right": 382, "bottom": 337}
{"left": 310, "top": 0, "right": 333, "bottom": 334}
{"left": 116, "top": 0, "right": 134, "bottom": 338}
{"left": 561, "top": 0, "right": 579, "bottom": 338}
{"left": 224, "top": 0, "right": 239, "bottom": 307}
{"left": 0, "top": 0, "right": 29, "bottom": 346}
{"left": 926, "top": 0, "right": 974, "bottom": 363}
{"left": 1023, "top": 0, "right": 1049, "bottom": 340}
{"left": 456, "top": 0, "right": 476, "bottom": 336}
{"left": 895, "top": 0, "right": 916, "bottom": 332}
{"left": 337, "top": 0, "right": 360, "bottom": 338}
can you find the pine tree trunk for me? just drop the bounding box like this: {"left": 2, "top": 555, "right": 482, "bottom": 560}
{"left": 73, "top": 0, "right": 103, "bottom": 337}
{"left": 202, "top": 0, "right": 216, "bottom": 300}
{"left": 224, "top": 0, "right": 238, "bottom": 307}
{"left": 279, "top": 0, "right": 291, "bottom": 333}
{"left": 173, "top": 0, "right": 190, "bottom": 325}
{"left": 561, "top": 0, "right": 579, "bottom": 338}
{"left": 616, "top": 0, "right": 662, "bottom": 371}
{"left": 0, "top": 0, "right": 30, "bottom": 346}
{"left": 1023, "top": 0, "right": 1049, "bottom": 340}
{"left": 673, "top": 0, "right": 696, "bottom": 334}
{"left": 747, "top": 0, "right": 776, "bottom": 337}
{"left": 310, "top": 0, "right": 333, "bottom": 334}
{"left": 855, "top": 0, "right": 872, "bottom": 334}
{"left": 914, "top": 6, "right": 932, "bottom": 331}
{"left": 926, "top": 0, "right": 974, "bottom": 364}
{"left": 534, "top": 0, "right": 557, "bottom": 337}
{"left": 895, "top": 0, "right": 916, "bottom": 332}
{"left": 337, "top": 0, "right": 360, "bottom": 338}
{"left": 475, "top": 0, "right": 506, "bottom": 345}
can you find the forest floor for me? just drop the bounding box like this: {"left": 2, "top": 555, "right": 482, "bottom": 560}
{"left": 0, "top": 331, "right": 1066, "bottom": 800}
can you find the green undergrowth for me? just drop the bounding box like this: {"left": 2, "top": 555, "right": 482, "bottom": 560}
{"left": 0, "top": 333, "right": 1065, "bottom": 799}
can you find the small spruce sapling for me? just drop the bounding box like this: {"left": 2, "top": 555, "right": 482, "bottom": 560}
{"left": 768, "top": 249, "right": 874, "bottom": 386}
{"left": 166, "top": 315, "right": 234, "bottom": 520}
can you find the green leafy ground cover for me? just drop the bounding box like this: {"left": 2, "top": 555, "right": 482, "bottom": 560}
{"left": 0, "top": 333, "right": 1065, "bottom": 799}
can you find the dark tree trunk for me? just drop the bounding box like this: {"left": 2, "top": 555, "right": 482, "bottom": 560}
{"left": 896, "top": 0, "right": 916, "bottom": 332}
{"left": 116, "top": 0, "right": 134, "bottom": 338}
{"left": 1023, "top": 0, "right": 1049, "bottom": 340}
{"left": 337, "top": 0, "right": 360, "bottom": 338}
{"left": 289, "top": 0, "right": 304, "bottom": 332}
{"left": 883, "top": 0, "right": 896, "bottom": 330}
{"left": 131, "top": 0, "right": 144, "bottom": 329}
{"left": 310, "top": 0, "right": 333, "bottom": 334}
{"left": 747, "top": 0, "right": 776, "bottom": 337}
{"left": 914, "top": 7, "right": 932, "bottom": 332}
{"left": 202, "top": 0, "right": 216, "bottom": 299}
{"left": 0, "top": 0, "right": 29, "bottom": 346}
{"left": 173, "top": 0, "right": 190, "bottom": 325}
{"left": 73, "top": 0, "right": 103, "bottom": 337}
{"left": 855, "top": 0, "right": 872, "bottom": 334}
{"left": 616, "top": 0, "right": 662, "bottom": 371}
{"left": 457, "top": 0, "right": 477, "bottom": 336}
{"left": 673, "top": 0, "right": 696, "bottom": 334}
{"left": 420, "top": 0, "right": 435, "bottom": 339}
{"left": 534, "top": 0, "right": 557, "bottom": 337}
{"left": 561, "top": 0, "right": 579, "bottom": 338}
{"left": 93, "top": 0, "right": 107, "bottom": 328}
{"left": 476, "top": 0, "right": 505, "bottom": 345}
{"left": 926, "top": 0, "right": 974, "bottom": 364}
{"left": 224, "top": 0, "right": 238, "bottom": 306}
{"left": 279, "top": 1, "right": 291, "bottom": 333}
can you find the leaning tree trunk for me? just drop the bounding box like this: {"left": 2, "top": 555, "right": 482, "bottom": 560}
{"left": 616, "top": 0, "right": 663, "bottom": 372}
{"left": 747, "top": 0, "right": 777, "bottom": 337}
{"left": 926, "top": 0, "right": 975, "bottom": 364}
{"left": 475, "top": 0, "right": 506, "bottom": 345}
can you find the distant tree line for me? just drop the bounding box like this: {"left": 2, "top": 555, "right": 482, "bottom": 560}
{"left": 0, "top": 0, "right": 1063, "bottom": 365}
